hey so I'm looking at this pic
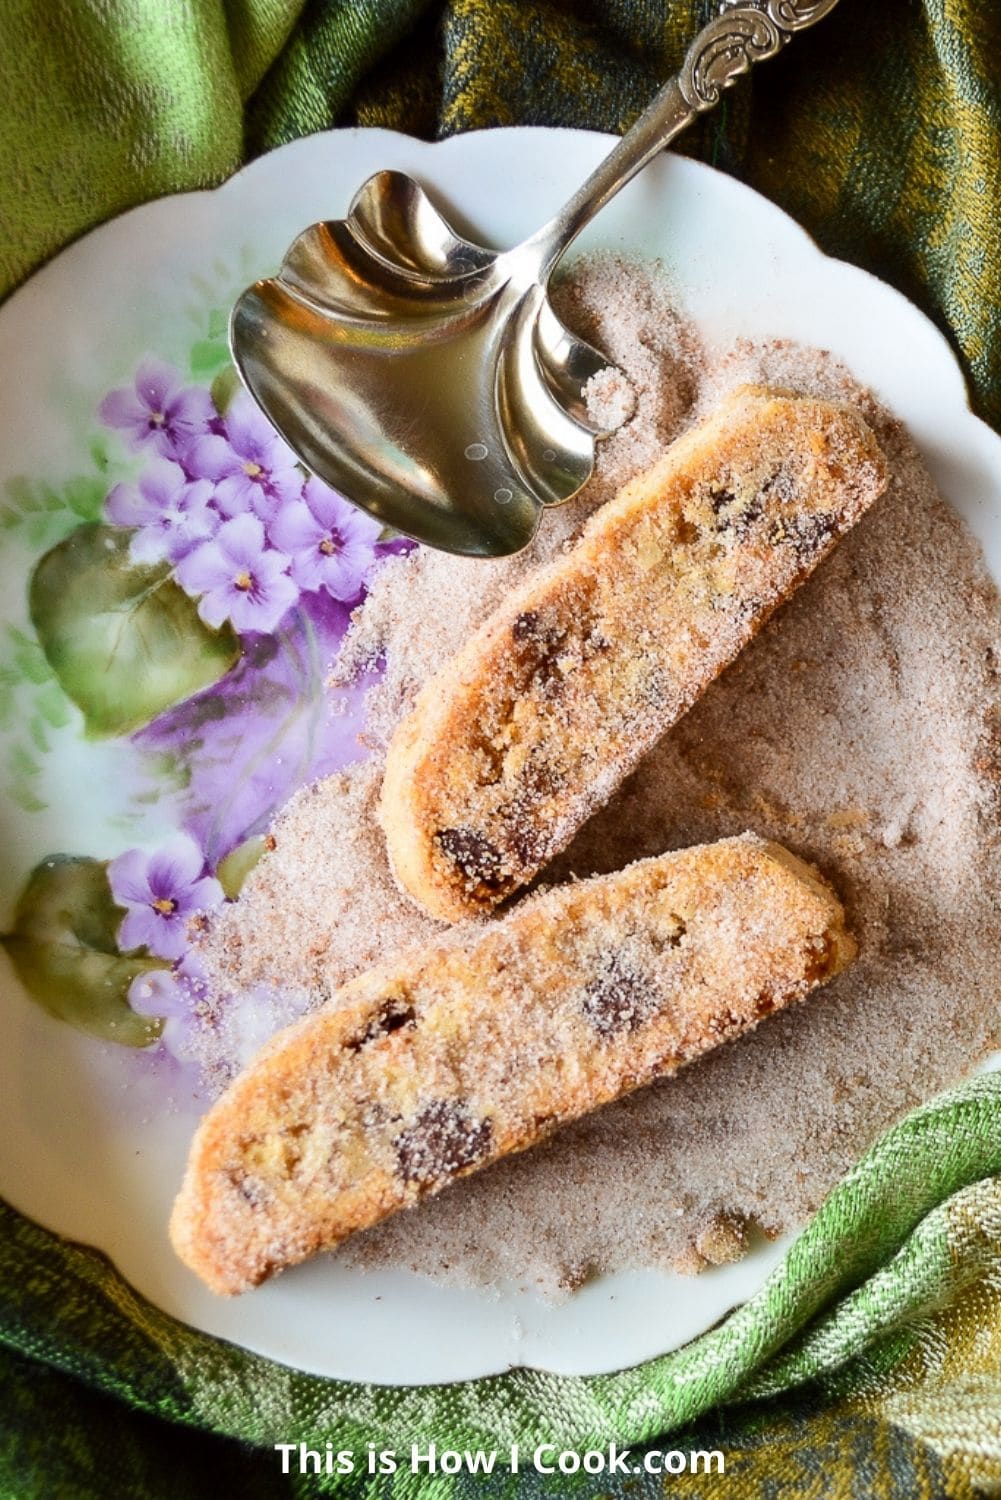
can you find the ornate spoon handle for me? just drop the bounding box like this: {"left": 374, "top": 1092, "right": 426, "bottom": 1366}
{"left": 524, "top": 0, "right": 840, "bottom": 279}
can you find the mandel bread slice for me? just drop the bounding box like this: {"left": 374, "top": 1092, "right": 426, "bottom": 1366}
{"left": 171, "top": 835, "right": 855, "bottom": 1294}
{"left": 381, "top": 385, "right": 888, "bottom": 921}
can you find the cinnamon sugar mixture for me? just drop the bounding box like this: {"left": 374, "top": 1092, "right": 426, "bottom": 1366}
{"left": 198, "top": 255, "right": 1001, "bottom": 1294}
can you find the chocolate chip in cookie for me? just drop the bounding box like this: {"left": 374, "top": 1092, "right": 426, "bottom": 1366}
{"left": 346, "top": 996, "right": 417, "bottom": 1051}
{"left": 709, "top": 486, "right": 764, "bottom": 536}
{"left": 394, "top": 1101, "right": 492, "bottom": 1184}
{"left": 435, "top": 827, "right": 504, "bottom": 886}
{"left": 581, "top": 954, "right": 659, "bottom": 1036}
{"left": 770, "top": 511, "right": 838, "bottom": 556}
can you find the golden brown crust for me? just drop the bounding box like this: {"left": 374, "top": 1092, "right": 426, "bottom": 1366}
{"left": 380, "top": 386, "right": 888, "bottom": 921}
{"left": 170, "top": 835, "right": 855, "bottom": 1295}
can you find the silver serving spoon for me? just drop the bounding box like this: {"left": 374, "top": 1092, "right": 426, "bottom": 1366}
{"left": 232, "top": 0, "right": 839, "bottom": 558}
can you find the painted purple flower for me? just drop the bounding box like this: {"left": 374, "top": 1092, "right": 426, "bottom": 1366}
{"left": 376, "top": 532, "right": 417, "bottom": 561}
{"left": 105, "top": 458, "right": 217, "bottom": 564}
{"left": 128, "top": 957, "right": 213, "bottom": 1068}
{"left": 128, "top": 967, "right": 190, "bottom": 1020}
{"left": 175, "top": 512, "right": 298, "bottom": 634}
{"left": 100, "top": 359, "right": 215, "bottom": 458}
{"left": 110, "top": 832, "right": 223, "bottom": 961}
{"left": 268, "top": 476, "right": 382, "bottom": 600}
{"left": 127, "top": 958, "right": 310, "bottom": 1081}
{"left": 184, "top": 393, "right": 302, "bottom": 518}
{"left": 134, "top": 590, "right": 367, "bottom": 865}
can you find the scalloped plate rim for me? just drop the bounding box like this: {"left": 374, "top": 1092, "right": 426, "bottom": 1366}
{"left": 0, "top": 125, "right": 998, "bottom": 1388}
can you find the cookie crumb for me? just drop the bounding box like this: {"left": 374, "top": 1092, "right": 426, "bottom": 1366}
{"left": 694, "top": 1209, "right": 749, "bottom": 1267}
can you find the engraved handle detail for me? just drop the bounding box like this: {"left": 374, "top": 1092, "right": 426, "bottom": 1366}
{"left": 678, "top": 10, "right": 782, "bottom": 110}
{"left": 766, "top": 0, "right": 842, "bottom": 29}
{"left": 679, "top": 0, "right": 841, "bottom": 110}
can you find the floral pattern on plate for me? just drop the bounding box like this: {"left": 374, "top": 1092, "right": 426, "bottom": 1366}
{"left": 0, "top": 332, "right": 407, "bottom": 1086}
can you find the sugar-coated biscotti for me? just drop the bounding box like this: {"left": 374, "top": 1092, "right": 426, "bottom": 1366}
{"left": 170, "top": 835, "right": 855, "bottom": 1294}
{"left": 380, "top": 385, "right": 888, "bottom": 921}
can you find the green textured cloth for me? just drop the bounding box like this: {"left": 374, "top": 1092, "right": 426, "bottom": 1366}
{"left": 1, "top": 3, "right": 1000, "bottom": 1497}
{"left": 2, "top": 0, "right": 1000, "bottom": 426}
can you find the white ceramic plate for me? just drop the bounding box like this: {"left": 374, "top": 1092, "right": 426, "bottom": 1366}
{"left": 1, "top": 128, "right": 999, "bottom": 1388}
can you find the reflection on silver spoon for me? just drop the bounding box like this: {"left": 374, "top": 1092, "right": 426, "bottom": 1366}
{"left": 232, "top": 0, "right": 840, "bottom": 557}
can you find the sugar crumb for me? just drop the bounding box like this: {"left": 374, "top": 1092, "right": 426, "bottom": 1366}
{"left": 584, "top": 366, "right": 636, "bottom": 431}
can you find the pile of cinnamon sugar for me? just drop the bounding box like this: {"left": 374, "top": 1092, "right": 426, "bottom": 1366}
{"left": 197, "top": 255, "right": 1001, "bottom": 1295}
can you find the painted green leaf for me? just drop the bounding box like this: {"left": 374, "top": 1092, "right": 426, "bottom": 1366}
{"left": 8, "top": 624, "right": 53, "bottom": 684}
{"left": 35, "top": 681, "right": 72, "bottom": 729}
{"left": 63, "top": 475, "right": 106, "bottom": 521}
{"left": 5, "top": 476, "right": 41, "bottom": 513}
{"left": 3, "top": 473, "right": 117, "bottom": 545}
{"left": 1, "top": 856, "right": 165, "bottom": 1047}
{"left": 207, "top": 307, "right": 228, "bottom": 340}
{"left": 209, "top": 364, "right": 242, "bottom": 417}
{"left": 9, "top": 743, "right": 39, "bottom": 778}
{"left": 190, "top": 338, "right": 230, "bottom": 379}
{"left": 9, "top": 785, "right": 46, "bottom": 813}
{"left": 29, "top": 524, "right": 240, "bottom": 738}
{"left": 28, "top": 716, "right": 49, "bottom": 752}
{"left": 216, "top": 833, "right": 267, "bottom": 898}
{"left": 27, "top": 515, "right": 53, "bottom": 548}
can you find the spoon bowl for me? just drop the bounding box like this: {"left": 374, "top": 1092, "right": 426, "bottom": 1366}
{"left": 232, "top": 0, "right": 841, "bottom": 557}
{"left": 232, "top": 170, "right": 611, "bottom": 556}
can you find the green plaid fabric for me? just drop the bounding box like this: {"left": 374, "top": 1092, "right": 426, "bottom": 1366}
{"left": 1, "top": 3, "right": 1000, "bottom": 1496}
